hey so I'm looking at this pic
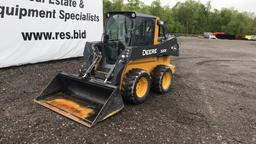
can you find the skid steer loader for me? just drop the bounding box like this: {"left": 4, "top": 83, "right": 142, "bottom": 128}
{"left": 36, "top": 12, "right": 179, "bottom": 127}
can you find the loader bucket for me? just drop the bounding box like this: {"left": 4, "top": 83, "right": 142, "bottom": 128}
{"left": 35, "top": 73, "right": 124, "bottom": 127}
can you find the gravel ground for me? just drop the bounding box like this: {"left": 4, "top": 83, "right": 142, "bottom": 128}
{"left": 0, "top": 37, "right": 256, "bottom": 144}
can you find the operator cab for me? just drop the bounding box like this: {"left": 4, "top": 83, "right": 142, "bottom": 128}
{"left": 87, "top": 12, "right": 171, "bottom": 80}
{"left": 102, "top": 12, "right": 167, "bottom": 64}
{"left": 103, "top": 13, "right": 133, "bottom": 64}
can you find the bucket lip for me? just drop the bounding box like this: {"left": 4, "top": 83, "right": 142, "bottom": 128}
{"left": 34, "top": 99, "right": 94, "bottom": 127}
{"left": 34, "top": 98, "right": 124, "bottom": 127}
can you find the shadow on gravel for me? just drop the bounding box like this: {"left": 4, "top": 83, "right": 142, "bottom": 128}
{"left": 167, "top": 75, "right": 211, "bottom": 129}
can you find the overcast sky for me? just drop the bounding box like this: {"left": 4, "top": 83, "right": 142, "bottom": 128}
{"left": 140, "top": 0, "right": 256, "bottom": 13}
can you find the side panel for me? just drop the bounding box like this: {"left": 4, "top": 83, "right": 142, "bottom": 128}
{"left": 129, "top": 37, "right": 179, "bottom": 60}
{"left": 114, "top": 37, "right": 179, "bottom": 88}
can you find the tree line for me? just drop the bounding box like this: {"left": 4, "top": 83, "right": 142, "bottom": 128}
{"left": 103, "top": 0, "right": 256, "bottom": 35}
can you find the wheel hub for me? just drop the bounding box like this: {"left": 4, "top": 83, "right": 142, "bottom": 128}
{"left": 136, "top": 77, "right": 148, "bottom": 98}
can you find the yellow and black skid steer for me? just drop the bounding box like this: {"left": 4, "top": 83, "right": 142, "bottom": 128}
{"left": 35, "top": 12, "right": 179, "bottom": 127}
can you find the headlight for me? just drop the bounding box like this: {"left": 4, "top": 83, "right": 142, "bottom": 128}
{"left": 121, "top": 54, "right": 126, "bottom": 59}
{"left": 119, "top": 49, "right": 131, "bottom": 63}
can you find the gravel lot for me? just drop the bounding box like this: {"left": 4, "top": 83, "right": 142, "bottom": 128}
{"left": 0, "top": 37, "right": 256, "bottom": 144}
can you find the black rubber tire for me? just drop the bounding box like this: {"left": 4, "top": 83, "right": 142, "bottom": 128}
{"left": 151, "top": 65, "right": 173, "bottom": 94}
{"left": 121, "top": 69, "right": 151, "bottom": 104}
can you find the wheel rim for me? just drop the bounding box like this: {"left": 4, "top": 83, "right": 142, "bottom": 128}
{"left": 136, "top": 77, "right": 148, "bottom": 98}
{"left": 162, "top": 72, "right": 171, "bottom": 90}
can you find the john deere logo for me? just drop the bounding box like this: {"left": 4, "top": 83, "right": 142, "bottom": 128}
{"left": 142, "top": 49, "right": 157, "bottom": 56}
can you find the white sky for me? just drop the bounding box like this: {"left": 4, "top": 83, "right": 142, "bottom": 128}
{"left": 140, "top": 0, "right": 256, "bottom": 13}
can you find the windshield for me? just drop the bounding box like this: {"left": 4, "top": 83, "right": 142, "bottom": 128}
{"left": 106, "top": 15, "right": 133, "bottom": 46}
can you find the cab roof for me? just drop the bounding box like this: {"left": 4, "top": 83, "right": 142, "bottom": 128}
{"left": 107, "top": 11, "right": 157, "bottom": 19}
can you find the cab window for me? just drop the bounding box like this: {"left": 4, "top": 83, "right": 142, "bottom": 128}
{"left": 158, "top": 25, "right": 166, "bottom": 42}
{"left": 132, "top": 18, "right": 155, "bottom": 46}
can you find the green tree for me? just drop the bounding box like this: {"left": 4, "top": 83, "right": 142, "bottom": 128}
{"left": 103, "top": 0, "right": 113, "bottom": 14}
{"left": 125, "top": 0, "right": 140, "bottom": 11}
{"left": 111, "top": 0, "right": 124, "bottom": 11}
{"left": 103, "top": 0, "right": 256, "bottom": 35}
{"left": 150, "top": 0, "right": 162, "bottom": 17}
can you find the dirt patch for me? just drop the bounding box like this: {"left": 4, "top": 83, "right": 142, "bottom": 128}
{"left": 1, "top": 37, "right": 256, "bottom": 144}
